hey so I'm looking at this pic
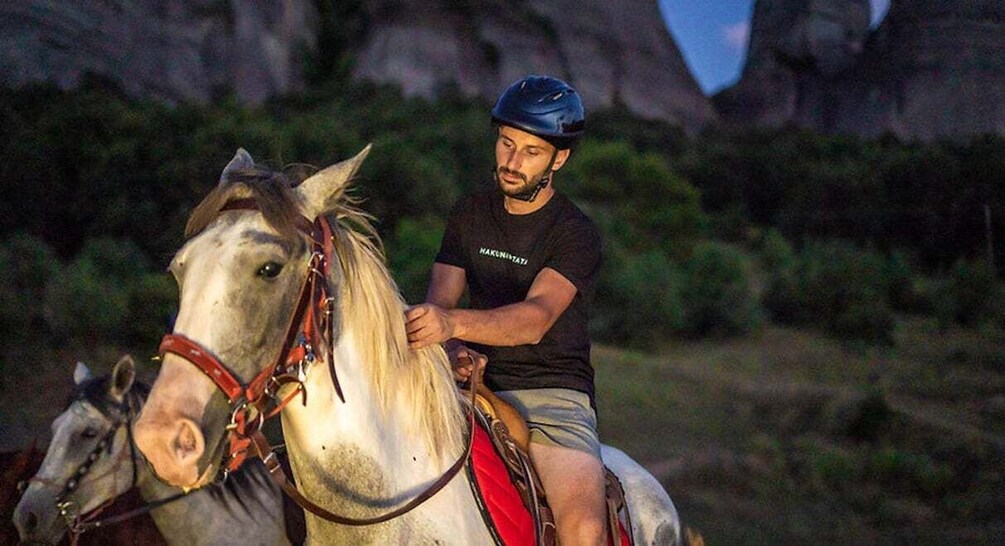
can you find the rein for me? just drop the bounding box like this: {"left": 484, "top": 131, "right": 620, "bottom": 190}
{"left": 27, "top": 396, "right": 192, "bottom": 544}
{"left": 250, "top": 371, "right": 477, "bottom": 526}
{"left": 162, "top": 200, "right": 474, "bottom": 526}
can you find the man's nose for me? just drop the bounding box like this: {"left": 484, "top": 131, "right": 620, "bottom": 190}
{"left": 504, "top": 151, "right": 522, "bottom": 171}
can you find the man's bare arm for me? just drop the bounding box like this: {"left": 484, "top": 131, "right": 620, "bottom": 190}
{"left": 405, "top": 267, "right": 577, "bottom": 349}
{"left": 425, "top": 262, "right": 466, "bottom": 309}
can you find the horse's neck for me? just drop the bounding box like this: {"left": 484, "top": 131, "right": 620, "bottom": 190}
{"left": 279, "top": 335, "right": 488, "bottom": 543}
{"left": 133, "top": 431, "right": 290, "bottom": 546}
{"left": 281, "top": 336, "right": 424, "bottom": 477}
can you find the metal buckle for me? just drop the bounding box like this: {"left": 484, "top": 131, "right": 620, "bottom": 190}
{"left": 57, "top": 499, "right": 78, "bottom": 520}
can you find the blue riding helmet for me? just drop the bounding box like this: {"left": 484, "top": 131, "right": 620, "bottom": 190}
{"left": 491, "top": 75, "right": 585, "bottom": 150}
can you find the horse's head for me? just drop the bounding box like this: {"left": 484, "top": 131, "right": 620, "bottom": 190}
{"left": 133, "top": 146, "right": 371, "bottom": 489}
{"left": 14, "top": 356, "right": 143, "bottom": 544}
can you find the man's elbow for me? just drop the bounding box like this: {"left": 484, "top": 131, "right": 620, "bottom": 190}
{"left": 502, "top": 304, "right": 559, "bottom": 346}
{"left": 522, "top": 332, "right": 545, "bottom": 346}
{"left": 497, "top": 324, "right": 547, "bottom": 346}
{"left": 520, "top": 318, "right": 555, "bottom": 345}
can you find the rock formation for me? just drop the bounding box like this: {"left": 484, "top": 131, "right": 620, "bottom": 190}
{"left": 714, "top": 0, "right": 872, "bottom": 127}
{"left": 7, "top": 0, "right": 1001, "bottom": 141}
{"left": 350, "top": 0, "right": 716, "bottom": 132}
{"left": 717, "top": 0, "right": 1005, "bottom": 140}
{"left": 0, "top": 1, "right": 317, "bottom": 105}
{"left": 0, "top": 0, "right": 716, "bottom": 132}
{"left": 836, "top": 0, "right": 1005, "bottom": 140}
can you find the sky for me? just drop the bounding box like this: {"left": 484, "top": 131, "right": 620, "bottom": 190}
{"left": 659, "top": 0, "right": 891, "bottom": 95}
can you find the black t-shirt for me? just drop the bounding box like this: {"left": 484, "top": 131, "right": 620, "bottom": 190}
{"left": 435, "top": 189, "right": 602, "bottom": 402}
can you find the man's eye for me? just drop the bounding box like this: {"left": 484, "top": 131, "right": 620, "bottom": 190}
{"left": 257, "top": 262, "right": 283, "bottom": 278}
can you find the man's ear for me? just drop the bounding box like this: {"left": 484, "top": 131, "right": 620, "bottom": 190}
{"left": 551, "top": 148, "right": 572, "bottom": 172}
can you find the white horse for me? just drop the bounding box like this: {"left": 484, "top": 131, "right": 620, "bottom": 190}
{"left": 13, "top": 355, "right": 292, "bottom": 545}
{"left": 133, "top": 146, "right": 683, "bottom": 545}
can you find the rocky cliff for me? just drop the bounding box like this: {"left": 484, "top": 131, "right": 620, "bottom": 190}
{"left": 716, "top": 0, "right": 1005, "bottom": 140}
{"left": 714, "top": 0, "right": 872, "bottom": 127}
{"left": 7, "top": 0, "right": 1000, "bottom": 141}
{"left": 351, "top": 0, "right": 716, "bottom": 132}
{"left": 0, "top": 1, "right": 317, "bottom": 105}
{"left": 0, "top": 0, "right": 715, "bottom": 132}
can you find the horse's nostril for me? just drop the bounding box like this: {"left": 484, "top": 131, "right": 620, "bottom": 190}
{"left": 134, "top": 415, "right": 206, "bottom": 488}
{"left": 174, "top": 420, "right": 200, "bottom": 459}
{"left": 24, "top": 510, "right": 39, "bottom": 532}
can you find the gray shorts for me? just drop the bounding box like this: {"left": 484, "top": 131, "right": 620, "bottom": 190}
{"left": 494, "top": 388, "right": 601, "bottom": 459}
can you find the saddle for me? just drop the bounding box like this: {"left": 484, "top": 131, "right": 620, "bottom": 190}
{"left": 469, "top": 386, "right": 634, "bottom": 546}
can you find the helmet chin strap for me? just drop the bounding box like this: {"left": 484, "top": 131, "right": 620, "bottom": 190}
{"left": 497, "top": 149, "right": 558, "bottom": 203}
{"left": 510, "top": 173, "right": 551, "bottom": 202}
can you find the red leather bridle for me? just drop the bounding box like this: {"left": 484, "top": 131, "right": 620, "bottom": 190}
{"left": 158, "top": 199, "right": 344, "bottom": 473}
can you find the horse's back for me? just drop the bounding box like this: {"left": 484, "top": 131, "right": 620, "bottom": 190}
{"left": 601, "top": 444, "right": 681, "bottom": 546}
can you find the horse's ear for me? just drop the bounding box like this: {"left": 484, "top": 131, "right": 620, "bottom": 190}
{"left": 110, "top": 355, "right": 136, "bottom": 401}
{"left": 296, "top": 144, "right": 372, "bottom": 219}
{"left": 73, "top": 362, "right": 91, "bottom": 385}
{"left": 220, "top": 148, "right": 255, "bottom": 186}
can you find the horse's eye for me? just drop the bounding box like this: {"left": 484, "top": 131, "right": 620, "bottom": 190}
{"left": 257, "top": 262, "right": 283, "bottom": 278}
{"left": 80, "top": 427, "right": 100, "bottom": 439}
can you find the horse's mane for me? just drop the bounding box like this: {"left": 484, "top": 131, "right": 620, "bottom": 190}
{"left": 185, "top": 167, "right": 306, "bottom": 241}
{"left": 185, "top": 163, "right": 467, "bottom": 460}
{"left": 328, "top": 202, "right": 467, "bottom": 460}
{"left": 70, "top": 374, "right": 150, "bottom": 420}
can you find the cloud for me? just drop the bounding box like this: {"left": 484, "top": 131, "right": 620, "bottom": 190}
{"left": 722, "top": 21, "right": 750, "bottom": 51}
{"left": 870, "top": 0, "right": 891, "bottom": 26}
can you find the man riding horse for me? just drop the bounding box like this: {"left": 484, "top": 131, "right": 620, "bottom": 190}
{"left": 406, "top": 75, "right": 608, "bottom": 546}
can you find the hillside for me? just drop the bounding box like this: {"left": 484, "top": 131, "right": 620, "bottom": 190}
{"left": 595, "top": 319, "right": 1005, "bottom": 544}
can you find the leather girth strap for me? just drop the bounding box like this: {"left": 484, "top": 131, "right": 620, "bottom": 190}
{"left": 605, "top": 470, "right": 635, "bottom": 546}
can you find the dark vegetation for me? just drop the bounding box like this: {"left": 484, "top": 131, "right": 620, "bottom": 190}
{"left": 1, "top": 79, "right": 1001, "bottom": 355}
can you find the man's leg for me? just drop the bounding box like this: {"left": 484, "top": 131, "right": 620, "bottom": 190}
{"left": 529, "top": 442, "right": 608, "bottom": 546}
{"left": 494, "top": 388, "right": 609, "bottom": 545}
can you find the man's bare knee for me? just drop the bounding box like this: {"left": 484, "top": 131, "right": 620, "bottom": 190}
{"left": 529, "top": 443, "right": 607, "bottom": 546}
{"left": 556, "top": 510, "right": 606, "bottom": 546}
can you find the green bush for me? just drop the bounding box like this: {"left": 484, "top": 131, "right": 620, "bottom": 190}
{"left": 592, "top": 248, "right": 685, "bottom": 349}
{"left": 386, "top": 215, "right": 445, "bottom": 304}
{"left": 867, "top": 447, "right": 954, "bottom": 499}
{"left": 764, "top": 240, "right": 895, "bottom": 345}
{"left": 562, "top": 140, "right": 707, "bottom": 260}
{"left": 43, "top": 238, "right": 155, "bottom": 343}
{"left": 680, "top": 241, "right": 763, "bottom": 337}
{"left": 676, "top": 128, "right": 1005, "bottom": 274}
{"left": 933, "top": 259, "right": 1000, "bottom": 328}
{"left": 760, "top": 230, "right": 802, "bottom": 325}
{"left": 832, "top": 300, "right": 895, "bottom": 346}
{"left": 127, "top": 273, "right": 179, "bottom": 344}
{"left": 884, "top": 250, "right": 922, "bottom": 313}
{"left": 0, "top": 233, "right": 59, "bottom": 347}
